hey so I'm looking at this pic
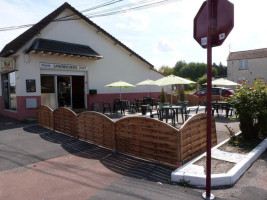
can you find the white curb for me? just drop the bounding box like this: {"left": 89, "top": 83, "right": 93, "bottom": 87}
{"left": 171, "top": 135, "right": 267, "bottom": 187}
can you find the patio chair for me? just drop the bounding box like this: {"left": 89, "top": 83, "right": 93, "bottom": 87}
{"left": 177, "top": 101, "right": 188, "bottom": 123}
{"left": 102, "top": 102, "right": 111, "bottom": 114}
{"left": 113, "top": 99, "right": 125, "bottom": 115}
{"left": 158, "top": 107, "right": 176, "bottom": 126}
{"left": 185, "top": 105, "right": 200, "bottom": 121}
{"left": 147, "top": 105, "right": 160, "bottom": 118}
{"left": 204, "top": 99, "right": 219, "bottom": 116}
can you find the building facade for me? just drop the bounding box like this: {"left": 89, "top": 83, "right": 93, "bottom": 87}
{"left": 227, "top": 48, "right": 267, "bottom": 84}
{"left": 0, "top": 3, "right": 164, "bottom": 120}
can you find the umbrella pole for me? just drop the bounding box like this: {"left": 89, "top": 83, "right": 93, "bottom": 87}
{"left": 120, "top": 87, "right": 121, "bottom": 100}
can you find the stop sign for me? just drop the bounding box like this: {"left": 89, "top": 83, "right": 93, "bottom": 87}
{"left": 194, "top": 0, "right": 234, "bottom": 48}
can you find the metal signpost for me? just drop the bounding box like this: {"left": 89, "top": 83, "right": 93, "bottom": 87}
{"left": 193, "top": 0, "right": 234, "bottom": 199}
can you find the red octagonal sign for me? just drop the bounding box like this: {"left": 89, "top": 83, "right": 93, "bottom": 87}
{"left": 194, "top": 0, "right": 234, "bottom": 48}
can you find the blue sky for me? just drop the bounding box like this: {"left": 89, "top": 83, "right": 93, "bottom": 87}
{"left": 1, "top": 0, "right": 266, "bottom": 70}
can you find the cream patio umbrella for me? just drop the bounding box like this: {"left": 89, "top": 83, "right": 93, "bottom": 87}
{"left": 105, "top": 80, "right": 136, "bottom": 100}
{"left": 203, "top": 78, "right": 239, "bottom": 101}
{"left": 204, "top": 78, "right": 239, "bottom": 86}
{"left": 152, "top": 75, "right": 196, "bottom": 105}
{"left": 136, "top": 79, "right": 155, "bottom": 97}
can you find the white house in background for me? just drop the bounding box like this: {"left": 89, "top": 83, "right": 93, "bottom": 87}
{"left": 0, "top": 2, "right": 164, "bottom": 120}
{"left": 227, "top": 48, "right": 267, "bottom": 84}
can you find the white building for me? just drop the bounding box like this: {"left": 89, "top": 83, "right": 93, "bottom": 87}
{"left": 227, "top": 48, "right": 267, "bottom": 84}
{"left": 0, "top": 2, "right": 163, "bottom": 120}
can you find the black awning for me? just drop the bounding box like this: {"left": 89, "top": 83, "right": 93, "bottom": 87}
{"left": 25, "top": 38, "right": 102, "bottom": 58}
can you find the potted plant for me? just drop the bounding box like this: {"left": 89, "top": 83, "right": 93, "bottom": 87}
{"left": 179, "top": 88, "right": 185, "bottom": 102}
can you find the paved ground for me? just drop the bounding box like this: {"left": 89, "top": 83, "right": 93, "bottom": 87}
{"left": 0, "top": 114, "right": 266, "bottom": 200}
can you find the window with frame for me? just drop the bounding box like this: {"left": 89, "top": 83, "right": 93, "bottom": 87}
{"left": 239, "top": 60, "right": 248, "bottom": 69}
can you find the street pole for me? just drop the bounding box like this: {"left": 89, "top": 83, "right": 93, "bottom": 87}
{"left": 205, "top": 0, "right": 213, "bottom": 199}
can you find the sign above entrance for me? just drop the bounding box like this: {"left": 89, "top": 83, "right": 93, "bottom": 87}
{"left": 1, "top": 58, "right": 14, "bottom": 72}
{"left": 40, "top": 62, "right": 88, "bottom": 71}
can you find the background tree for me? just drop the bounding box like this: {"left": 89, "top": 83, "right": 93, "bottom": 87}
{"left": 180, "top": 62, "right": 206, "bottom": 81}
{"left": 158, "top": 65, "right": 173, "bottom": 75}
{"left": 197, "top": 74, "right": 207, "bottom": 89}
{"left": 213, "top": 62, "right": 227, "bottom": 77}
{"left": 173, "top": 60, "right": 187, "bottom": 76}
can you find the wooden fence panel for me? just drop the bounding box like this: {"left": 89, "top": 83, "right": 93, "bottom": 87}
{"left": 185, "top": 94, "right": 199, "bottom": 106}
{"left": 115, "top": 116, "right": 180, "bottom": 167}
{"left": 179, "top": 113, "right": 217, "bottom": 163}
{"left": 36, "top": 105, "right": 54, "bottom": 130}
{"left": 54, "top": 108, "right": 77, "bottom": 138}
{"left": 77, "top": 111, "right": 115, "bottom": 149}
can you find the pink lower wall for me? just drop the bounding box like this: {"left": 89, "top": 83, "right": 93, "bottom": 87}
{"left": 0, "top": 92, "right": 161, "bottom": 120}
{"left": 0, "top": 96, "right": 41, "bottom": 120}
{"left": 87, "top": 92, "right": 161, "bottom": 111}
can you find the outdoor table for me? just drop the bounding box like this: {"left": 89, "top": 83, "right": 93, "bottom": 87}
{"left": 162, "top": 105, "right": 183, "bottom": 124}
{"left": 212, "top": 101, "right": 231, "bottom": 117}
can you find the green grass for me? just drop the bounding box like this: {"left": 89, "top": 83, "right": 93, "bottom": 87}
{"left": 185, "top": 89, "right": 196, "bottom": 94}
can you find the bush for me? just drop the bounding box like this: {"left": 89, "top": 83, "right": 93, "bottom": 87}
{"left": 160, "top": 88, "right": 167, "bottom": 103}
{"left": 179, "top": 88, "right": 185, "bottom": 101}
{"left": 227, "top": 79, "right": 267, "bottom": 141}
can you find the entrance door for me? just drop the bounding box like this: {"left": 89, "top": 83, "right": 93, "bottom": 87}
{"left": 57, "top": 76, "right": 71, "bottom": 108}
{"left": 72, "top": 76, "right": 85, "bottom": 109}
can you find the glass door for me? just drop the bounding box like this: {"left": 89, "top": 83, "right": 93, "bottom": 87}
{"left": 57, "top": 76, "right": 71, "bottom": 108}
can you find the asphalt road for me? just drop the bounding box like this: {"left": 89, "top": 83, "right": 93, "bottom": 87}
{"left": 0, "top": 116, "right": 266, "bottom": 200}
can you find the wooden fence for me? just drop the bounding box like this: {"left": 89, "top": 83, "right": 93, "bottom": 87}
{"left": 36, "top": 105, "right": 54, "bottom": 130}
{"left": 54, "top": 108, "right": 77, "bottom": 138}
{"left": 185, "top": 94, "right": 199, "bottom": 106}
{"left": 36, "top": 106, "right": 217, "bottom": 167}
{"left": 77, "top": 111, "right": 115, "bottom": 149}
{"left": 115, "top": 116, "right": 180, "bottom": 166}
{"left": 179, "top": 113, "right": 217, "bottom": 163}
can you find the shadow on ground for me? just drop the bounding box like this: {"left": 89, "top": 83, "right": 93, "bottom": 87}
{"left": 23, "top": 125, "right": 175, "bottom": 184}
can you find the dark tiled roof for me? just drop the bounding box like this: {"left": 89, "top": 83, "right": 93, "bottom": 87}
{"left": 25, "top": 38, "right": 102, "bottom": 58}
{"left": 227, "top": 48, "right": 267, "bottom": 61}
{"left": 0, "top": 2, "right": 154, "bottom": 68}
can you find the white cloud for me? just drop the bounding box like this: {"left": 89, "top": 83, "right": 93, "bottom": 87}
{"left": 117, "top": 9, "right": 150, "bottom": 31}
{"left": 154, "top": 38, "right": 177, "bottom": 53}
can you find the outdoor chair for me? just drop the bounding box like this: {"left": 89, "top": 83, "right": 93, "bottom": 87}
{"left": 226, "top": 104, "right": 235, "bottom": 118}
{"left": 158, "top": 108, "right": 176, "bottom": 126}
{"left": 129, "top": 101, "right": 138, "bottom": 114}
{"left": 177, "top": 101, "right": 188, "bottom": 123}
{"left": 102, "top": 102, "right": 111, "bottom": 114}
{"left": 134, "top": 99, "right": 142, "bottom": 112}
{"left": 185, "top": 105, "right": 200, "bottom": 121}
{"left": 113, "top": 99, "right": 125, "bottom": 115}
{"left": 147, "top": 105, "right": 160, "bottom": 118}
{"left": 204, "top": 99, "right": 219, "bottom": 116}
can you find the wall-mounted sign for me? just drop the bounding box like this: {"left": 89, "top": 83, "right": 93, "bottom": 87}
{"left": 40, "top": 62, "right": 88, "bottom": 71}
{"left": 1, "top": 58, "right": 14, "bottom": 71}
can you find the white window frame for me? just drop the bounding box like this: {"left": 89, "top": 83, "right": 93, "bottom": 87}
{"left": 239, "top": 60, "right": 248, "bottom": 69}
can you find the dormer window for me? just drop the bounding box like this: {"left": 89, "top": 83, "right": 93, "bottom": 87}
{"left": 239, "top": 59, "right": 248, "bottom": 69}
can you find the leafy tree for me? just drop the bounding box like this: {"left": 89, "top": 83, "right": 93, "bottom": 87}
{"left": 213, "top": 62, "right": 227, "bottom": 77}
{"left": 212, "top": 67, "right": 218, "bottom": 77}
{"left": 197, "top": 74, "right": 207, "bottom": 89}
{"left": 158, "top": 65, "right": 173, "bottom": 75}
{"left": 173, "top": 60, "right": 187, "bottom": 76}
{"left": 180, "top": 62, "right": 206, "bottom": 81}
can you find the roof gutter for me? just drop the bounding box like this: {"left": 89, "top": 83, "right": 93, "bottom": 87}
{"left": 0, "top": 50, "right": 14, "bottom": 57}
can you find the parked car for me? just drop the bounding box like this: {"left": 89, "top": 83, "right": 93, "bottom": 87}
{"left": 194, "top": 87, "right": 234, "bottom": 104}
